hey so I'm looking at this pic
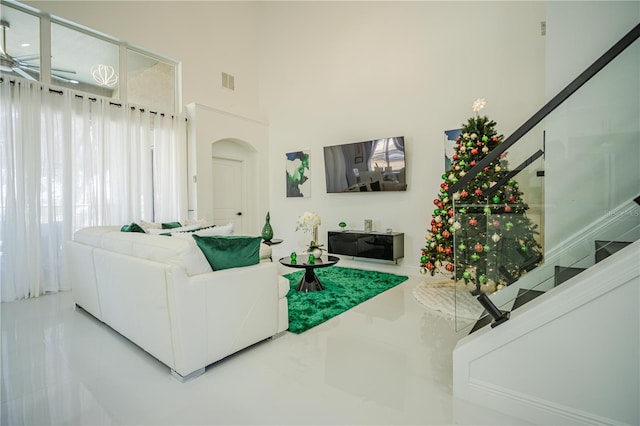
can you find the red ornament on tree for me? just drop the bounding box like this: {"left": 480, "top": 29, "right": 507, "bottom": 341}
{"left": 442, "top": 230, "right": 451, "bottom": 239}
{"left": 445, "top": 263, "right": 454, "bottom": 272}
{"left": 474, "top": 188, "right": 483, "bottom": 196}
{"left": 469, "top": 218, "right": 478, "bottom": 226}
{"left": 474, "top": 243, "right": 484, "bottom": 252}
{"left": 509, "top": 195, "right": 516, "bottom": 202}
{"left": 504, "top": 205, "right": 512, "bottom": 213}
{"left": 426, "top": 262, "right": 434, "bottom": 270}
{"left": 471, "top": 148, "right": 478, "bottom": 155}
{"left": 460, "top": 190, "right": 469, "bottom": 198}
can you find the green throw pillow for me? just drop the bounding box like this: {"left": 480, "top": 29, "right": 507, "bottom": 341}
{"left": 162, "top": 221, "right": 182, "bottom": 229}
{"left": 121, "top": 222, "right": 146, "bottom": 233}
{"left": 192, "top": 235, "right": 261, "bottom": 271}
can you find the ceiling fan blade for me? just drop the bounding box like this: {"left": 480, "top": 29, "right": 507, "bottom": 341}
{"left": 14, "top": 54, "right": 40, "bottom": 62}
{"left": 51, "top": 73, "right": 78, "bottom": 84}
{"left": 52, "top": 67, "right": 77, "bottom": 74}
{"left": 13, "top": 67, "right": 37, "bottom": 81}
{"left": 20, "top": 62, "right": 77, "bottom": 74}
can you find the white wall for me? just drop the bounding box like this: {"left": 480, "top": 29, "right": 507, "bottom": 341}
{"left": 26, "top": 1, "right": 264, "bottom": 119}
{"left": 27, "top": 1, "right": 548, "bottom": 275}
{"left": 257, "top": 1, "right": 546, "bottom": 275}
{"left": 544, "top": 1, "right": 640, "bottom": 252}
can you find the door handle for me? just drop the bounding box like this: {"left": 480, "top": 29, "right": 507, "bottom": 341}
{"left": 237, "top": 212, "right": 242, "bottom": 216}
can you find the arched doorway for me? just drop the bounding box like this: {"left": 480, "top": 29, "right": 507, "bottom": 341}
{"left": 186, "top": 103, "right": 269, "bottom": 237}
{"left": 211, "top": 138, "right": 257, "bottom": 235}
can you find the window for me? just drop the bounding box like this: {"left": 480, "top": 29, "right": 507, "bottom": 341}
{"left": 127, "top": 48, "right": 176, "bottom": 112}
{"left": 51, "top": 22, "right": 120, "bottom": 98}
{"left": 0, "top": 5, "right": 40, "bottom": 81}
{"left": 0, "top": 1, "right": 179, "bottom": 112}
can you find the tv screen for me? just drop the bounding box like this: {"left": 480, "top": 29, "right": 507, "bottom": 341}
{"left": 324, "top": 136, "right": 407, "bottom": 193}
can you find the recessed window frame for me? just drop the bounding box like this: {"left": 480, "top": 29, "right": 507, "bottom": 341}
{"left": 1, "top": 0, "right": 181, "bottom": 113}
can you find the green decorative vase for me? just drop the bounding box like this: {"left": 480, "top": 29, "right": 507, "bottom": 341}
{"left": 261, "top": 212, "right": 273, "bottom": 242}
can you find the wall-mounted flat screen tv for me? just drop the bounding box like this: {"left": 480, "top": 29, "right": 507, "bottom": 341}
{"left": 324, "top": 136, "right": 407, "bottom": 193}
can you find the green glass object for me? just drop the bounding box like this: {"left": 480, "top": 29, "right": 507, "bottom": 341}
{"left": 308, "top": 254, "right": 315, "bottom": 264}
{"left": 291, "top": 251, "right": 297, "bottom": 260}
{"left": 261, "top": 211, "right": 273, "bottom": 242}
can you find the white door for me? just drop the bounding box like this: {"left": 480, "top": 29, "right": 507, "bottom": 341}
{"left": 212, "top": 157, "right": 244, "bottom": 233}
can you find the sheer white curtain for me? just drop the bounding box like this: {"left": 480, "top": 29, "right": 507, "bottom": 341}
{"left": 152, "top": 112, "right": 187, "bottom": 222}
{"left": 0, "top": 77, "right": 187, "bottom": 302}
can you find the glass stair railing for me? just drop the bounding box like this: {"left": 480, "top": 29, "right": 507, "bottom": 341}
{"left": 446, "top": 22, "right": 640, "bottom": 333}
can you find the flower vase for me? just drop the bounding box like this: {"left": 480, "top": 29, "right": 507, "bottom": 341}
{"left": 261, "top": 212, "right": 273, "bottom": 242}
{"left": 309, "top": 226, "right": 322, "bottom": 258}
{"left": 309, "top": 247, "right": 323, "bottom": 259}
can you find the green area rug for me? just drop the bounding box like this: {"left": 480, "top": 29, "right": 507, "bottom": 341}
{"left": 284, "top": 266, "right": 409, "bottom": 334}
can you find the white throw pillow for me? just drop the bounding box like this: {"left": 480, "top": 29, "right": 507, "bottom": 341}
{"left": 171, "top": 223, "right": 235, "bottom": 239}
{"left": 193, "top": 223, "right": 235, "bottom": 236}
{"left": 185, "top": 218, "right": 211, "bottom": 228}
{"left": 140, "top": 220, "right": 162, "bottom": 231}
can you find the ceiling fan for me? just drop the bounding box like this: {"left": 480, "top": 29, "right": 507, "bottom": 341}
{"left": 0, "top": 20, "right": 79, "bottom": 84}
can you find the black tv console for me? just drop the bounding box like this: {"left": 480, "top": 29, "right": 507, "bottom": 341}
{"left": 327, "top": 230, "right": 404, "bottom": 262}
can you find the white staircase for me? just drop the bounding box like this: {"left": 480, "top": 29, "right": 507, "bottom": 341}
{"left": 453, "top": 238, "right": 640, "bottom": 425}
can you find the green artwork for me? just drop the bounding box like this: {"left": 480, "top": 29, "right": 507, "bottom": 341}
{"left": 286, "top": 150, "right": 310, "bottom": 197}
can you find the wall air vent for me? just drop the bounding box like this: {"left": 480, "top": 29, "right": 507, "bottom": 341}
{"left": 222, "top": 72, "right": 235, "bottom": 90}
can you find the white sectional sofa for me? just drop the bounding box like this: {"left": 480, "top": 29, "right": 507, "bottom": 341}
{"left": 65, "top": 226, "right": 289, "bottom": 381}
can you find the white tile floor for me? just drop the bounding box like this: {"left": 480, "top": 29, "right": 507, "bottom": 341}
{"left": 1, "top": 275, "right": 528, "bottom": 425}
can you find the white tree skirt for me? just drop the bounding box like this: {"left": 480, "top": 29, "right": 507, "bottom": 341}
{"left": 413, "top": 280, "right": 484, "bottom": 320}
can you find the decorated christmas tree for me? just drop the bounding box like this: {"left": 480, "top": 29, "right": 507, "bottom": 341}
{"left": 420, "top": 99, "right": 543, "bottom": 295}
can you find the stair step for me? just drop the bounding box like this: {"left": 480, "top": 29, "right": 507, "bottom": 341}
{"left": 554, "top": 266, "right": 586, "bottom": 286}
{"left": 634, "top": 194, "right": 640, "bottom": 205}
{"left": 512, "top": 289, "right": 545, "bottom": 310}
{"left": 594, "top": 240, "right": 633, "bottom": 263}
{"left": 469, "top": 311, "right": 492, "bottom": 334}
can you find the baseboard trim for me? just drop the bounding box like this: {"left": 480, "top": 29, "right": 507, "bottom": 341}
{"left": 465, "top": 378, "right": 628, "bottom": 425}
